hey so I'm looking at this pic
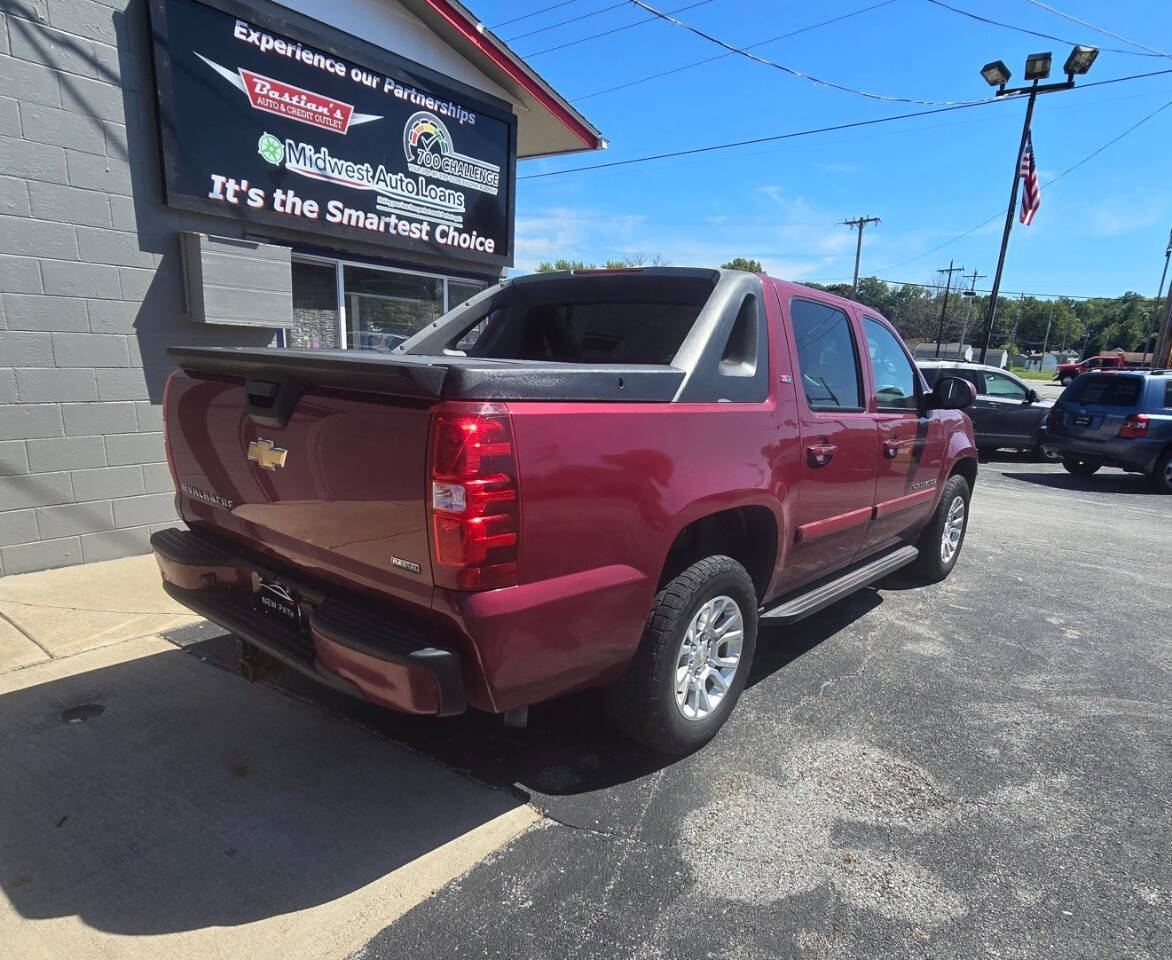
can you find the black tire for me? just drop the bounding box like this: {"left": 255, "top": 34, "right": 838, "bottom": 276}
{"left": 1060, "top": 375, "right": 1075, "bottom": 387}
{"left": 1149, "top": 448, "right": 1172, "bottom": 494}
{"left": 604, "top": 556, "right": 758, "bottom": 755}
{"left": 1062, "top": 457, "right": 1101, "bottom": 476}
{"left": 910, "top": 474, "right": 971, "bottom": 584}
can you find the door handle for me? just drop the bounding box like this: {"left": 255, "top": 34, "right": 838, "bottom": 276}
{"left": 806, "top": 442, "right": 838, "bottom": 466}
{"left": 883, "top": 438, "right": 902, "bottom": 459}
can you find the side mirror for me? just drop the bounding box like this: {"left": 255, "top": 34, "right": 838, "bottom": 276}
{"left": 1027, "top": 388, "right": 1040, "bottom": 404}
{"left": 930, "top": 376, "right": 974, "bottom": 410}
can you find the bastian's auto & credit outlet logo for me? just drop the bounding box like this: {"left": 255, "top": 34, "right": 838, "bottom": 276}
{"left": 197, "top": 53, "right": 381, "bottom": 134}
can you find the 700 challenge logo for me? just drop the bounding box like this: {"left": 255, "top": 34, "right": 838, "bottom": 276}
{"left": 404, "top": 112, "right": 500, "bottom": 196}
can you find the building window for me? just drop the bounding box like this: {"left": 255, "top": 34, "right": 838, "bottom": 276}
{"left": 287, "top": 256, "right": 488, "bottom": 351}
{"left": 344, "top": 265, "right": 443, "bottom": 351}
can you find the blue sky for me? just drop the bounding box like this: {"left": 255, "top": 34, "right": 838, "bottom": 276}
{"left": 475, "top": 0, "right": 1172, "bottom": 297}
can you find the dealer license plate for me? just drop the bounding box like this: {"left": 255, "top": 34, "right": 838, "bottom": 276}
{"left": 1073, "top": 413, "right": 1093, "bottom": 427}
{"left": 255, "top": 576, "right": 301, "bottom": 630}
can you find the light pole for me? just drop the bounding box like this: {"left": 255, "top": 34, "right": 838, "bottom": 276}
{"left": 976, "top": 45, "right": 1099, "bottom": 365}
{"left": 1143, "top": 227, "right": 1172, "bottom": 365}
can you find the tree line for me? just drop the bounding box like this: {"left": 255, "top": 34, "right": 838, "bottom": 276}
{"left": 530, "top": 255, "right": 1163, "bottom": 357}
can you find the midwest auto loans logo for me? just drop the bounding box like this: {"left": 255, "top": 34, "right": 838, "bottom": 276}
{"left": 196, "top": 53, "right": 380, "bottom": 135}
{"left": 403, "top": 112, "right": 500, "bottom": 196}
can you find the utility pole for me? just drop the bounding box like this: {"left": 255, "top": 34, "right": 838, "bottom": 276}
{"left": 934, "top": 261, "right": 965, "bottom": 358}
{"left": 1008, "top": 292, "right": 1024, "bottom": 360}
{"left": 1155, "top": 288, "right": 1172, "bottom": 370}
{"left": 1143, "top": 226, "right": 1172, "bottom": 365}
{"left": 843, "top": 216, "right": 881, "bottom": 297}
{"left": 958, "top": 269, "right": 985, "bottom": 357}
{"left": 1040, "top": 301, "right": 1054, "bottom": 358}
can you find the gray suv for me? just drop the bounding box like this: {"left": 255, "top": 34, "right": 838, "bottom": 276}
{"left": 1041, "top": 370, "right": 1172, "bottom": 493}
{"left": 919, "top": 361, "right": 1055, "bottom": 460}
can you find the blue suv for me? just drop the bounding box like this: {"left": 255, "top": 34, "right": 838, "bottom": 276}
{"left": 1042, "top": 370, "right": 1172, "bottom": 493}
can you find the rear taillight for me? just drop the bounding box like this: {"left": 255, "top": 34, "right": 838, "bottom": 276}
{"left": 1045, "top": 407, "right": 1062, "bottom": 428}
{"left": 1119, "top": 414, "right": 1150, "bottom": 438}
{"left": 428, "top": 402, "right": 519, "bottom": 590}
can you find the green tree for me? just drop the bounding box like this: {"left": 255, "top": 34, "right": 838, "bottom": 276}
{"left": 535, "top": 258, "right": 594, "bottom": 273}
{"left": 721, "top": 257, "right": 764, "bottom": 273}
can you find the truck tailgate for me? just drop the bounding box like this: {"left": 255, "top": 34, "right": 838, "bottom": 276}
{"left": 165, "top": 367, "right": 436, "bottom": 607}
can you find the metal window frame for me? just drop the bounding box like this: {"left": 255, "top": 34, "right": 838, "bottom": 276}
{"left": 290, "top": 252, "right": 487, "bottom": 349}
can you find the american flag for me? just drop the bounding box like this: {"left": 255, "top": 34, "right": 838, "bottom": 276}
{"left": 1019, "top": 131, "right": 1040, "bottom": 226}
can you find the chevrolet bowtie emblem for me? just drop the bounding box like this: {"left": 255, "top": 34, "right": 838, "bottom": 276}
{"left": 247, "top": 438, "right": 287, "bottom": 471}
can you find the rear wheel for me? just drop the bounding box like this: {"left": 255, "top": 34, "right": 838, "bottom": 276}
{"left": 1060, "top": 374, "right": 1075, "bottom": 386}
{"left": 1149, "top": 449, "right": 1172, "bottom": 494}
{"left": 1062, "top": 457, "right": 1101, "bottom": 476}
{"left": 605, "top": 556, "right": 757, "bottom": 755}
{"left": 910, "top": 474, "right": 970, "bottom": 583}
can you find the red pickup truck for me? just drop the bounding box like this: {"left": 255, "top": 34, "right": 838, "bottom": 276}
{"left": 1054, "top": 353, "right": 1139, "bottom": 386}
{"left": 152, "top": 268, "right": 977, "bottom": 753}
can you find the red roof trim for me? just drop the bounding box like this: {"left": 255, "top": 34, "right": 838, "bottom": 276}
{"left": 424, "top": 0, "right": 599, "bottom": 150}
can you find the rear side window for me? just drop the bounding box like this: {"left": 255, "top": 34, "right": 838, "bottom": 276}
{"left": 1165, "top": 380, "right": 1172, "bottom": 408}
{"left": 790, "top": 299, "right": 863, "bottom": 410}
{"left": 1066, "top": 375, "right": 1144, "bottom": 406}
{"left": 863, "top": 318, "right": 918, "bottom": 410}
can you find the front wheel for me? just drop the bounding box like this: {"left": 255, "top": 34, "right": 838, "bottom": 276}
{"left": 1060, "top": 375, "right": 1075, "bottom": 386}
{"left": 1062, "top": 457, "right": 1101, "bottom": 476}
{"left": 605, "top": 556, "right": 757, "bottom": 755}
{"left": 910, "top": 474, "right": 971, "bottom": 583}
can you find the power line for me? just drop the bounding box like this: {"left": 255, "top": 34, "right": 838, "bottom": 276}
{"left": 491, "top": 0, "right": 585, "bottom": 29}
{"left": 923, "top": 0, "right": 1163, "bottom": 57}
{"left": 522, "top": 0, "right": 711, "bottom": 56}
{"left": 569, "top": 0, "right": 898, "bottom": 102}
{"left": 1021, "top": 0, "right": 1171, "bottom": 59}
{"left": 874, "top": 95, "right": 1172, "bottom": 272}
{"left": 504, "top": 1, "right": 626, "bottom": 42}
{"left": 631, "top": 0, "right": 981, "bottom": 105}
{"left": 519, "top": 98, "right": 1006, "bottom": 180}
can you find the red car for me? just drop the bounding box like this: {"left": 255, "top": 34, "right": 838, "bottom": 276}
{"left": 1054, "top": 353, "right": 1138, "bottom": 386}
{"left": 152, "top": 268, "right": 977, "bottom": 753}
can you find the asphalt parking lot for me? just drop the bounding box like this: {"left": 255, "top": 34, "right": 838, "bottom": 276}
{"left": 3, "top": 455, "right": 1168, "bottom": 959}
{"left": 194, "top": 453, "right": 1169, "bottom": 959}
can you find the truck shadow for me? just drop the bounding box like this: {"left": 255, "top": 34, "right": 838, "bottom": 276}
{"left": 181, "top": 589, "right": 884, "bottom": 801}
{"left": 1001, "top": 470, "right": 1155, "bottom": 496}
{"left": 0, "top": 644, "right": 521, "bottom": 937}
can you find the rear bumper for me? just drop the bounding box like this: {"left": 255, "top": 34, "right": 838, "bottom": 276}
{"left": 1040, "top": 429, "right": 1163, "bottom": 472}
{"left": 151, "top": 528, "right": 465, "bottom": 716}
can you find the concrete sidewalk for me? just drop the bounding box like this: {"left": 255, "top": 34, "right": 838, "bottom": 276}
{"left": 0, "top": 554, "right": 202, "bottom": 669}
{"left": 0, "top": 556, "right": 539, "bottom": 960}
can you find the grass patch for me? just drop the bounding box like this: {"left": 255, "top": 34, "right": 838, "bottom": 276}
{"left": 1008, "top": 366, "right": 1056, "bottom": 381}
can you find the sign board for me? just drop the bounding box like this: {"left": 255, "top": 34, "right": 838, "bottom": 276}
{"left": 148, "top": 0, "right": 517, "bottom": 266}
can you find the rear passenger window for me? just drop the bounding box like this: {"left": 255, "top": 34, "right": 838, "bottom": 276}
{"left": 1067, "top": 375, "right": 1143, "bottom": 406}
{"left": 1165, "top": 380, "right": 1172, "bottom": 408}
{"left": 790, "top": 299, "right": 863, "bottom": 411}
{"left": 863, "top": 318, "right": 919, "bottom": 410}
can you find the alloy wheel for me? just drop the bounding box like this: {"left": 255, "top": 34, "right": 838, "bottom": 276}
{"left": 674, "top": 595, "right": 744, "bottom": 721}
{"left": 941, "top": 495, "right": 965, "bottom": 564}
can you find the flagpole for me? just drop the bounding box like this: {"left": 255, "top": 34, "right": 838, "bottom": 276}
{"left": 978, "top": 79, "right": 1039, "bottom": 366}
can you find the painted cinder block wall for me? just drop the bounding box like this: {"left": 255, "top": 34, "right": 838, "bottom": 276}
{"left": 0, "top": 0, "right": 278, "bottom": 576}
{"left": 0, "top": 0, "right": 518, "bottom": 577}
